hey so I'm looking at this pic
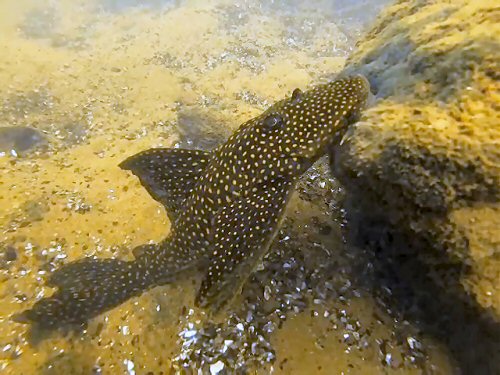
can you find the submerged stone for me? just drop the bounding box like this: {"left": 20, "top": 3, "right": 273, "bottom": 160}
{"left": 333, "top": 1, "right": 500, "bottom": 374}
{"left": 0, "top": 126, "right": 47, "bottom": 156}
{"left": 175, "top": 107, "right": 233, "bottom": 150}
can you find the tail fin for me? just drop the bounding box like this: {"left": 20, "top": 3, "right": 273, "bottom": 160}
{"left": 13, "top": 258, "right": 153, "bottom": 329}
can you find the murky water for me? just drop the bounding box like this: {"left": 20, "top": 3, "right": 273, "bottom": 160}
{"left": 0, "top": 0, "right": 459, "bottom": 374}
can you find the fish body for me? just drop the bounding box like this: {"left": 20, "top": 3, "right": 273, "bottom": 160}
{"left": 15, "top": 75, "right": 370, "bottom": 327}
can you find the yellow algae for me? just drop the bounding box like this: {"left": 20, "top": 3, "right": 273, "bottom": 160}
{"left": 0, "top": 0, "right": 458, "bottom": 374}
{"left": 338, "top": 0, "right": 499, "bottom": 312}
{"left": 333, "top": 0, "right": 499, "bottom": 373}
{"left": 451, "top": 204, "right": 500, "bottom": 312}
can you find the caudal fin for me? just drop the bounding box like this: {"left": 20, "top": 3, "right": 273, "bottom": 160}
{"left": 13, "top": 258, "right": 152, "bottom": 329}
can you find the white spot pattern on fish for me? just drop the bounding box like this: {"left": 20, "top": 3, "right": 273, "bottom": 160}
{"left": 14, "top": 75, "right": 370, "bottom": 328}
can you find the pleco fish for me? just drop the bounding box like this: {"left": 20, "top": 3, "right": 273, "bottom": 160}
{"left": 14, "top": 75, "right": 370, "bottom": 328}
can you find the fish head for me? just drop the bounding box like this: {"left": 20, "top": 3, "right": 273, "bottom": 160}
{"left": 233, "top": 75, "right": 371, "bottom": 178}
{"left": 275, "top": 74, "right": 370, "bottom": 169}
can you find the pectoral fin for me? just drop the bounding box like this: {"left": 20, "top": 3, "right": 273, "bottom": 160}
{"left": 120, "top": 148, "right": 210, "bottom": 222}
{"left": 195, "top": 180, "right": 294, "bottom": 312}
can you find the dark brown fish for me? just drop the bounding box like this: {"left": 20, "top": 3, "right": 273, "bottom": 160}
{"left": 14, "top": 75, "right": 370, "bottom": 328}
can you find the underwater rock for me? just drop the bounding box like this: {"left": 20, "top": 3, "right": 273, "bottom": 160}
{"left": 175, "top": 107, "right": 233, "bottom": 150}
{"left": 0, "top": 126, "right": 47, "bottom": 156}
{"left": 3, "top": 246, "right": 18, "bottom": 262}
{"left": 332, "top": 0, "right": 499, "bottom": 373}
{"left": 0, "top": 245, "right": 18, "bottom": 270}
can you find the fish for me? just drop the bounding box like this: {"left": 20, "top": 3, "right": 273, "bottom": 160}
{"left": 13, "top": 75, "right": 370, "bottom": 328}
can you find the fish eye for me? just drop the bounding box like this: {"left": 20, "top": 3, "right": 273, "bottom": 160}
{"left": 291, "top": 88, "right": 303, "bottom": 103}
{"left": 263, "top": 112, "right": 284, "bottom": 129}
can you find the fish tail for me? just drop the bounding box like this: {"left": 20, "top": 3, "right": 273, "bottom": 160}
{"left": 13, "top": 256, "right": 155, "bottom": 329}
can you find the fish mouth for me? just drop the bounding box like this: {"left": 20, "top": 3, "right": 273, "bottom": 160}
{"left": 289, "top": 148, "right": 326, "bottom": 166}
{"left": 291, "top": 129, "right": 349, "bottom": 161}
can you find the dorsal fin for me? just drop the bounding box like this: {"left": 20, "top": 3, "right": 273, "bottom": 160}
{"left": 119, "top": 148, "right": 210, "bottom": 222}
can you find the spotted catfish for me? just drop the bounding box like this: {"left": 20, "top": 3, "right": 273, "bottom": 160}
{"left": 14, "top": 75, "right": 370, "bottom": 328}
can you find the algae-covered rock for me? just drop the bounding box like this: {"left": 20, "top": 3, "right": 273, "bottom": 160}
{"left": 336, "top": 0, "right": 499, "bottom": 314}
{"left": 332, "top": 0, "right": 499, "bottom": 372}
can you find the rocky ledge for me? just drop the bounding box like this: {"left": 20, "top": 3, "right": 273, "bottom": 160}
{"left": 332, "top": 0, "right": 499, "bottom": 373}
